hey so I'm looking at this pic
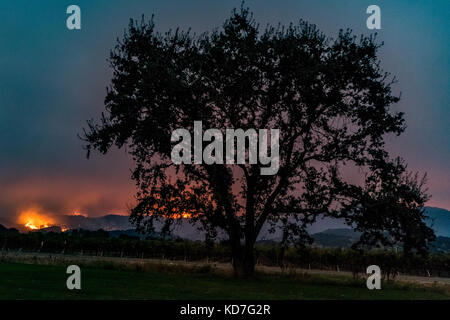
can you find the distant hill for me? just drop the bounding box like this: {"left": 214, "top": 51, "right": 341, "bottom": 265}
{"left": 4, "top": 206, "right": 449, "bottom": 252}
{"left": 10, "top": 206, "right": 449, "bottom": 242}
{"left": 424, "top": 207, "right": 450, "bottom": 237}
{"left": 55, "top": 215, "right": 208, "bottom": 240}
{"left": 312, "top": 228, "right": 361, "bottom": 248}
{"left": 108, "top": 229, "right": 179, "bottom": 241}
{"left": 257, "top": 206, "right": 450, "bottom": 241}
{"left": 431, "top": 236, "right": 450, "bottom": 253}
{"left": 30, "top": 226, "right": 62, "bottom": 233}
{"left": 0, "top": 224, "right": 19, "bottom": 234}
{"left": 311, "top": 228, "right": 450, "bottom": 253}
{"left": 55, "top": 214, "right": 133, "bottom": 231}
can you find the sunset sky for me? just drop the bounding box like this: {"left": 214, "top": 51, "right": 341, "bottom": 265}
{"left": 0, "top": 0, "right": 448, "bottom": 225}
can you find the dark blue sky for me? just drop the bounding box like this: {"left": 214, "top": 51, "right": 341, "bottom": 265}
{"left": 0, "top": 0, "right": 448, "bottom": 223}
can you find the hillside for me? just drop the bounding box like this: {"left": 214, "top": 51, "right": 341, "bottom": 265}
{"left": 6, "top": 206, "right": 449, "bottom": 244}
{"left": 311, "top": 228, "right": 450, "bottom": 253}
{"left": 425, "top": 207, "right": 450, "bottom": 237}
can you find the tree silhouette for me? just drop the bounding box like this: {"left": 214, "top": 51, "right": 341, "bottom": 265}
{"left": 82, "top": 5, "right": 433, "bottom": 276}
{"left": 338, "top": 158, "right": 435, "bottom": 256}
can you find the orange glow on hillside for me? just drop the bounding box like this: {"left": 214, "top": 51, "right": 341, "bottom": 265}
{"left": 169, "top": 212, "right": 193, "bottom": 219}
{"left": 18, "top": 208, "right": 54, "bottom": 230}
{"left": 71, "top": 210, "right": 87, "bottom": 217}
{"left": 166, "top": 208, "right": 196, "bottom": 219}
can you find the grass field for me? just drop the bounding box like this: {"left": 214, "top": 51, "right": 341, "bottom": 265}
{"left": 0, "top": 261, "right": 449, "bottom": 300}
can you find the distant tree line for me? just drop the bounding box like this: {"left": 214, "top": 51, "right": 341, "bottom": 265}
{"left": 1, "top": 227, "right": 449, "bottom": 278}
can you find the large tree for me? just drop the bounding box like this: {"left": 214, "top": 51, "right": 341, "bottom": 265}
{"left": 82, "top": 6, "right": 433, "bottom": 276}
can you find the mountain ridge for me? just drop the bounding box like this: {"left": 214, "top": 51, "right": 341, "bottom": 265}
{"left": 5, "top": 206, "right": 450, "bottom": 239}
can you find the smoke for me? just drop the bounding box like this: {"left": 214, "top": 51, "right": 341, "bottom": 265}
{"left": 0, "top": 172, "right": 136, "bottom": 228}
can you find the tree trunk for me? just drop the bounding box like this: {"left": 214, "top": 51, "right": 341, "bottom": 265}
{"left": 278, "top": 245, "right": 286, "bottom": 271}
{"left": 278, "top": 227, "right": 289, "bottom": 271}
{"left": 231, "top": 240, "right": 255, "bottom": 277}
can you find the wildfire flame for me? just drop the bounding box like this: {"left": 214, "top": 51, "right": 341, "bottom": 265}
{"left": 71, "top": 210, "right": 87, "bottom": 217}
{"left": 170, "top": 212, "right": 193, "bottom": 219}
{"left": 167, "top": 209, "right": 195, "bottom": 219}
{"left": 18, "top": 208, "right": 54, "bottom": 230}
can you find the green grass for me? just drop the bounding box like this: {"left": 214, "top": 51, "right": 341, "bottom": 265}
{"left": 0, "top": 261, "right": 449, "bottom": 300}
